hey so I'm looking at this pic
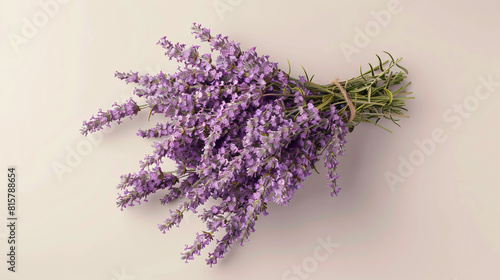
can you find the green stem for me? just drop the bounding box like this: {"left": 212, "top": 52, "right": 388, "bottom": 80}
{"left": 289, "top": 54, "right": 412, "bottom": 132}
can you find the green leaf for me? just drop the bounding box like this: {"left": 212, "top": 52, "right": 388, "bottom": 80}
{"left": 376, "top": 54, "right": 384, "bottom": 71}
{"left": 317, "top": 94, "right": 333, "bottom": 110}
{"left": 365, "top": 118, "right": 393, "bottom": 133}
{"left": 383, "top": 51, "right": 395, "bottom": 62}
{"left": 312, "top": 163, "right": 320, "bottom": 174}
{"left": 385, "top": 72, "right": 392, "bottom": 88}
{"left": 392, "top": 81, "right": 411, "bottom": 95}
{"left": 300, "top": 65, "right": 310, "bottom": 82}
{"left": 368, "top": 86, "right": 372, "bottom": 103}
{"left": 322, "top": 94, "right": 330, "bottom": 103}
{"left": 396, "top": 63, "right": 409, "bottom": 74}
{"left": 148, "top": 107, "right": 154, "bottom": 121}
{"left": 360, "top": 66, "right": 367, "bottom": 82}
{"left": 349, "top": 85, "right": 372, "bottom": 93}
{"left": 389, "top": 112, "right": 401, "bottom": 128}
{"left": 383, "top": 88, "right": 393, "bottom": 104}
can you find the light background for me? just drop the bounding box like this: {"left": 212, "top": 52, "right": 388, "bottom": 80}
{"left": 1, "top": 0, "right": 499, "bottom": 279}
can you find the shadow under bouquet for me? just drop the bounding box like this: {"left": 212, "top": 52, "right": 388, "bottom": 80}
{"left": 81, "top": 23, "right": 412, "bottom": 266}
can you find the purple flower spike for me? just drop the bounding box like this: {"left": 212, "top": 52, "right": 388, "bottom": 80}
{"left": 80, "top": 98, "right": 140, "bottom": 136}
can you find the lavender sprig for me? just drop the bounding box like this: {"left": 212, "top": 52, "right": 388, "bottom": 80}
{"left": 80, "top": 98, "right": 144, "bottom": 136}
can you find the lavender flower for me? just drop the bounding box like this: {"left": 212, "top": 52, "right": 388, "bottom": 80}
{"left": 117, "top": 167, "right": 179, "bottom": 209}
{"left": 80, "top": 98, "right": 141, "bottom": 136}
{"left": 82, "top": 23, "right": 412, "bottom": 266}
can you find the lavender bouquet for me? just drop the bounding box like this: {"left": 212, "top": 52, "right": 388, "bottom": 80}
{"left": 81, "top": 23, "right": 412, "bottom": 266}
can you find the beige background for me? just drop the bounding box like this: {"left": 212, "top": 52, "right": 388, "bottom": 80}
{"left": 1, "top": 0, "right": 499, "bottom": 279}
